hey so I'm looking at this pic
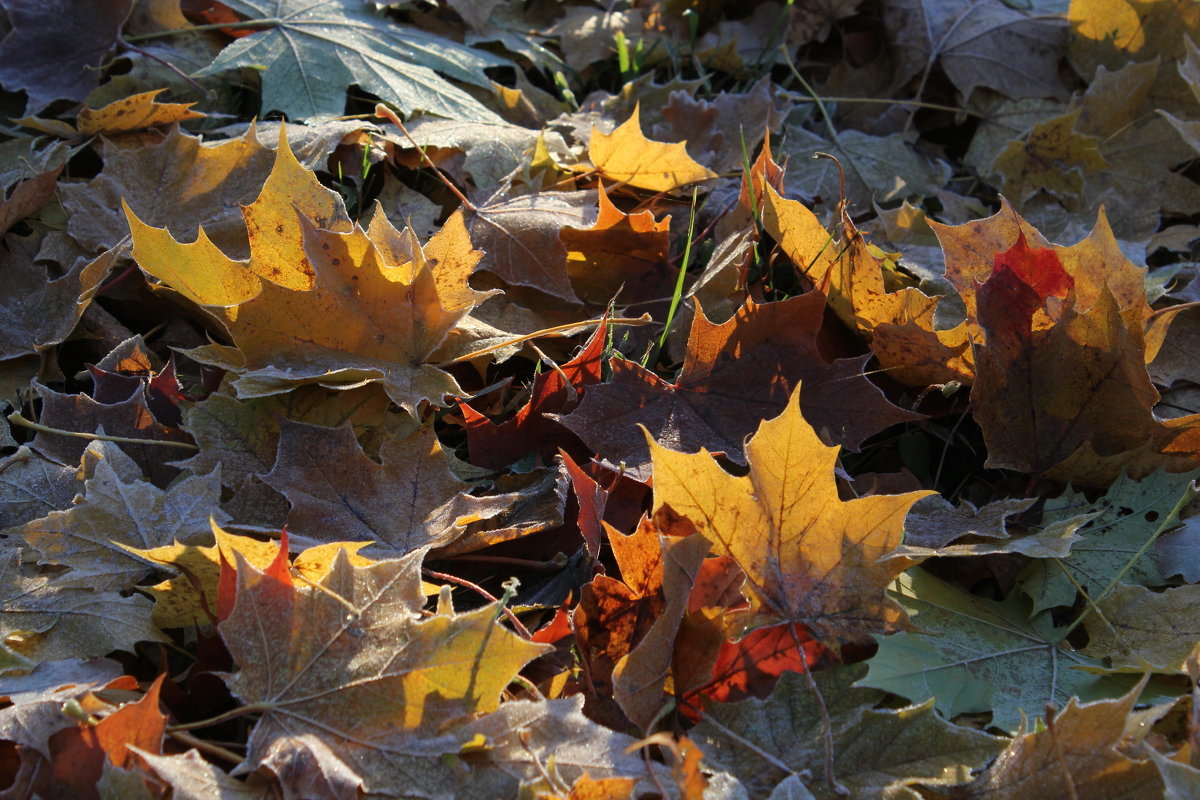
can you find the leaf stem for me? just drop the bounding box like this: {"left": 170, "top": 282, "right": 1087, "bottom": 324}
{"left": 166, "top": 702, "right": 274, "bottom": 732}
{"left": 374, "top": 103, "right": 476, "bottom": 212}
{"left": 6, "top": 411, "right": 199, "bottom": 450}
{"left": 422, "top": 569, "right": 533, "bottom": 639}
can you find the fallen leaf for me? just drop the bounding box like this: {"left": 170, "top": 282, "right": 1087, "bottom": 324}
{"left": 929, "top": 678, "right": 1163, "bottom": 799}
{"left": 461, "top": 322, "right": 606, "bottom": 471}
{"left": 174, "top": 211, "right": 482, "bottom": 411}
{"left": 16, "top": 441, "right": 226, "bottom": 591}
{"left": 0, "top": 658, "right": 127, "bottom": 757}
{"left": 132, "top": 748, "right": 275, "bottom": 799}
{"left": 561, "top": 295, "right": 918, "bottom": 477}
{"left": 884, "top": 0, "right": 1069, "bottom": 100}
{"left": 0, "top": 238, "right": 113, "bottom": 362}
{"left": 0, "top": 549, "right": 167, "bottom": 665}
{"left": 586, "top": 105, "right": 717, "bottom": 193}
{"left": 220, "top": 547, "right": 551, "bottom": 794}
{"left": 991, "top": 111, "right": 1109, "bottom": 202}
{"left": 693, "top": 666, "right": 1004, "bottom": 799}
{"left": 260, "top": 420, "right": 500, "bottom": 553}
{"left": 560, "top": 183, "right": 674, "bottom": 307}
{"left": 63, "top": 122, "right": 274, "bottom": 256}
{"left": 0, "top": 446, "right": 79, "bottom": 531}
{"left": 194, "top": 0, "right": 509, "bottom": 122}
{"left": 35, "top": 673, "right": 166, "bottom": 799}
{"left": 648, "top": 386, "right": 934, "bottom": 643}
{"left": 76, "top": 89, "right": 204, "bottom": 136}
{"left": 763, "top": 186, "right": 973, "bottom": 387}
{"left": 126, "top": 125, "right": 351, "bottom": 305}
{"left": 1019, "top": 469, "right": 1197, "bottom": 614}
{"left": 1082, "top": 583, "right": 1200, "bottom": 673}
{"left": 0, "top": 0, "right": 133, "bottom": 113}
{"left": 861, "top": 569, "right": 1150, "bottom": 731}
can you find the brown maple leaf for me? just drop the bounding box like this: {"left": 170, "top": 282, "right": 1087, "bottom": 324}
{"left": 219, "top": 546, "right": 549, "bottom": 795}
{"left": 560, "top": 294, "right": 918, "bottom": 476}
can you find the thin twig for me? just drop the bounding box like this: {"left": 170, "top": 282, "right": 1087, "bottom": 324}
{"left": 116, "top": 35, "right": 209, "bottom": 95}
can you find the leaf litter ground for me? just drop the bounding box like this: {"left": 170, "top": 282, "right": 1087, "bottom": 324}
{"left": 1, "top": 0, "right": 1200, "bottom": 797}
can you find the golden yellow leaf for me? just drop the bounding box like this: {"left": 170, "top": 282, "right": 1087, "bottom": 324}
{"left": 76, "top": 89, "right": 204, "bottom": 136}
{"left": 125, "top": 126, "right": 350, "bottom": 306}
{"left": 587, "top": 105, "right": 716, "bottom": 192}
{"left": 647, "top": 386, "right": 934, "bottom": 644}
{"left": 763, "top": 185, "right": 973, "bottom": 386}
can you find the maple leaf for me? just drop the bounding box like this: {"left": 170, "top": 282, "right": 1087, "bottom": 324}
{"left": 929, "top": 678, "right": 1163, "bottom": 799}
{"left": 14, "top": 441, "right": 227, "bottom": 591}
{"left": 133, "top": 748, "right": 276, "bottom": 797}
{"left": 126, "top": 126, "right": 352, "bottom": 306}
{"left": 559, "top": 184, "right": 675, "bottom": 307}
{"left": 572, "top": 515, "right": 710, "bottom": 732}
{"left": 64, "top": 123, "right": 274, "bottom": 257}
{"left": 648, "top": 386, "right": 934, "bottom": 643}
{"left": 125, "top": 523, "right": 379, "bottom": 629}
{"left": 762, "top": 186, "right": 973, "bottom": 387}
{"left": 0, "top": 549, "right": 167, "bottom": 665}
{"left": 76, "top": 89, "right": 205, "bottom": 137}
{"left": 461, "top": 321, "right": 606, "bottom": 470}
{"left": 0, "top": 0, "right": 133, "bottom": 114}
{"left": 561, "top": 294, "right": 918, "bottom": 477}
{"left": 990, "top": 111, "right": 1109, "bottom": 202}
{"left": 30, "top": 673, "right": 167, "bottom": 799}
{"left": 0, "top": 658, "right": 128, "bottom": 757}
{"left": 194, "top": 0, "right": 508, "bottom": 122}
{"left": 0, "top": 447, "right": 78, "bottom": 531}
{"left": 1081, "top": 582, "right": 1200, "bottom": 673}
{"left": 883, "top": 0, "right": 1070, "bottom": 101}
{"left": 585, "top": 105, "right": 717, "bottom": 193}
{"left": 466, "top": 189, "right": 598, "bottom": 302}
{"left": 220, "top": 546, "right": 550, "bottom": 794}
{"left": 135, "top": 196, "right": 485, "bottom": 411}
{"left": 260, "top": 420, "right": 504, "bottom": 553}
{"left": 933, "top": 204, "right": 1200, "bottom": 483}
{"left": 861, "top": 570, "right": 1155, "bottom": 731}
{"left": 693, "top": 666, "right": 1004, "bottom": 799}
{"left": 0, "top": 239, "right": 113, "bottom": 362}
{"left": 1017, "top": 469, "right": 1196, "bottom": 614}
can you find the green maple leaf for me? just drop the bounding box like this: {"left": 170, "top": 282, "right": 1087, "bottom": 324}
{"left": 195, "top": 0, "right": 508, "bottom": 122}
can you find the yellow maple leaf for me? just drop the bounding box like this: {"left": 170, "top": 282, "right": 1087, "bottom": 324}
{"left": 586, "top": 105, "right": 716, "bottom": 192}
{"left": 763, "top": 185, "right": 974, "bottom": 387}
{"left": 76, "top": 89, "right": 204, "bottom": 137}
{"left": 125, "top": 125, "right": 351, "bottom": 306}
{"left": 647, "top": 386, "right": 934, "bottom": 644}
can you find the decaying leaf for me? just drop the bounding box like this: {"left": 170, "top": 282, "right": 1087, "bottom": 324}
{"left": 693, "top": 666, "right": 1003, "bottom": 799}
{"left": 562, "top": 294, "right": 918, "bottom": 476}
{"left": 220, "top": 545, "right": 550, "bottom": 794}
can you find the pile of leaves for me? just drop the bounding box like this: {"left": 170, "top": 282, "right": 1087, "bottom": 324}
{"left": 2, "top": 0, "right": 1200, "bottom": 796}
